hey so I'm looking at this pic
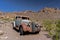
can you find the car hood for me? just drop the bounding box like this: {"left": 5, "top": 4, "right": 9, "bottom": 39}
{"left": 21, "top": 20, "right": 31, "bottom": 25}
{"left": 22, "top": 20, "right": 31, "bottom": 22}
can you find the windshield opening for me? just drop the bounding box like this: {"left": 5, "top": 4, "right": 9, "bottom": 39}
{"left": 22, "top": 17, "right": 29, "bottom": 20}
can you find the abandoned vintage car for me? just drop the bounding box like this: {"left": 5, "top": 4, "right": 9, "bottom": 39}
{"left": 12, "top": 16, "right": 41, "bottom": 35}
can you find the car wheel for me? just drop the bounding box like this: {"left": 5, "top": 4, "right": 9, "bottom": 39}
{"left": 19, "top": 27, "right": 24, "bottom": 35}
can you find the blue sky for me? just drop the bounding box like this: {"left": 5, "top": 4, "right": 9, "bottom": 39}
{"left": 0, "top": 0, "right": 60, "bottom": 12}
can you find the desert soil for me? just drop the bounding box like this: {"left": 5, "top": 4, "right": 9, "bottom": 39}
{"left": 0, "top": 21, "right": 52, "bottom": 40}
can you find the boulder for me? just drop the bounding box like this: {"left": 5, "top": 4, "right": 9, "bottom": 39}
{"left": 0, "top": 30, "right": 4, "bottom": 35}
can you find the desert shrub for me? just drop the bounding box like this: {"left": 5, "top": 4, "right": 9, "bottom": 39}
{"left": 52, "top": 20, "right": 60, "bottom": 40}
{"left": 44, "top": 19, "right": 60, "bottom": 40}
{"left": 56, "top": 20, "right": 60, "bottom": 31}
{"left": 43, "top": 19, "right": 53, "bottom": 31}
{"left": 42, "top": 19, "right": 58, "bottom": 38}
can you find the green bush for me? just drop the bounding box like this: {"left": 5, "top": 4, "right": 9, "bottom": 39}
{"left": 43, "top": 19, "right": 60, "bottom": 40}
{"left": 53, "top": 20, "right": 60, "bottom": 40}
{"left": 43, "top": 19, "right": 53, "bottom": 31}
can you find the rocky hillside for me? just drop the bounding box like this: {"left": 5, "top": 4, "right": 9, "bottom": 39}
{"left": 0, "top": 7, "right": 60, "bottom": 22}
{"left": 38, "top": 7, "right": 60, "bottom": 19}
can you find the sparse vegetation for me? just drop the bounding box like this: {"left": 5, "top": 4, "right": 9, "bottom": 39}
{"left": 42, "top": 19, "right": 60, "bottom": 40}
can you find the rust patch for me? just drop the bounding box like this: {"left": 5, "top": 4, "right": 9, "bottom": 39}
{"left": 21, "top": 23, "right": 32, "bottom": 32}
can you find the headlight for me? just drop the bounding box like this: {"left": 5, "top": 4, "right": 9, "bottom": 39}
{"left": 27, "top": 22, "right": 31, "bottom": 27}
{"left": 35, "top": 24, "right": 39, "bottom": 27}
{"left": 36, "top": 24, "right": 39, "bottom": 26}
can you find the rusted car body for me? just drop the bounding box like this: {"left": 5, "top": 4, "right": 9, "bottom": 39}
{"left": 12, "top": 16, "right": 41, "bottom": 35}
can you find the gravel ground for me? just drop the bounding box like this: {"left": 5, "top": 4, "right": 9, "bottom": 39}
{"left": 0, "top": 21, "right": 52, "bottom": 40}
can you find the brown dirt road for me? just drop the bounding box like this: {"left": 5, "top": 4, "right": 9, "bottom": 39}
{"left": 0, "top": 21, "right": 52, "bottom": 40}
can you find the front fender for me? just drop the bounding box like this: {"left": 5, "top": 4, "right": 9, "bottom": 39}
{"left": 12, "top": 21, "right": 16, "bottom": 27}
{"left": 21, "top": 23, "right": 32, "bottom": 32}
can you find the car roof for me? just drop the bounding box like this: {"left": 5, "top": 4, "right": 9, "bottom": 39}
{"left": 16, "top": 16, "right": 29, "bottom": 18}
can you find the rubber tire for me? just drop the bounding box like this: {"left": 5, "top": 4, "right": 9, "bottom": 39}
{"left": 19, "top": 27, "right": 24, "bottom": 35}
